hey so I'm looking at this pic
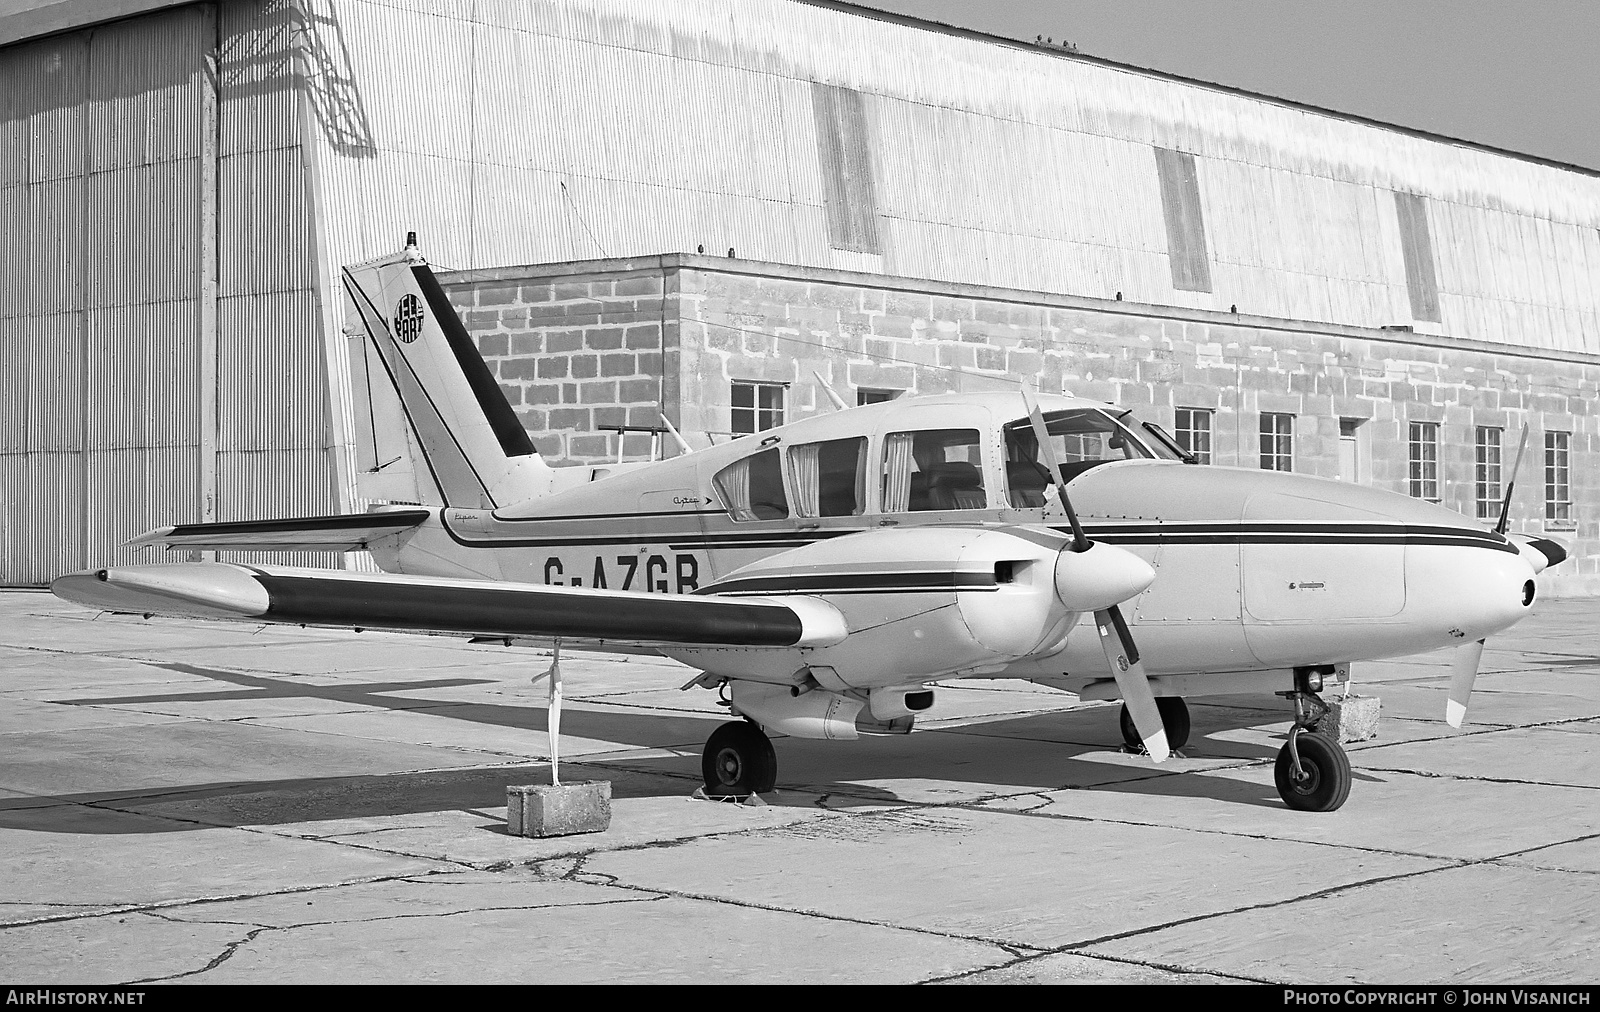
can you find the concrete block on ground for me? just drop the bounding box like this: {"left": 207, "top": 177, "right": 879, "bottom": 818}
{"left": 507, "top": 781, "right": 612, "bottom": 838}
{"left": 1323, "top": 694, "right": 1380, "bottom": 743}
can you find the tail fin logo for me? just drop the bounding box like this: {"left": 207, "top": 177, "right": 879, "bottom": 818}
{"left": 393, "top": 294, "right": 424, "bottom": 344}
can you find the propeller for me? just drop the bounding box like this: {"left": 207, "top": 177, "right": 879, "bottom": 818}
{"left": 1451, "top": 424, "right": 1530, "bottom": 727}
{"left": 1021, "top": 385, "right": 1168, "bottom": 762}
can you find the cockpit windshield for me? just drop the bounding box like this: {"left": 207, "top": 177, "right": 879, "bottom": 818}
{"left": 1002, "top": 408, "right": 1179, "bottom": 507}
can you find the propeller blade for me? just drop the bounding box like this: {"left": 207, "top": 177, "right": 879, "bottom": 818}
{"left": 1021, "top": 383, "right": 1089, "bottom": 552}
{"left": 1495, "top": 424, "right": 1530, "bottom": 536}
{"left": 1446, "top": 638, "right": 1486, "bottom": 728}
{"left": 1094, "top": 605, "right": 1169, "bottom": 762}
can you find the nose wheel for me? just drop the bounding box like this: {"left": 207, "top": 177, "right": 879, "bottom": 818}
{"left": 701, "top": 720, "right": 778, "bottom": 798}
{"left": 1120, "top": 696, "right": 1191, "bottom": 751}
{"left": 1274, "top": 684, "right": 1351, "bottom": 812}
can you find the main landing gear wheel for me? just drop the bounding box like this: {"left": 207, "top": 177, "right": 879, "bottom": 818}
{"left": 1120, "top": 696, "right": 1191, "bottom": 751}
{"left": 1274, "top": 732, "right": 1352, "bottom": 812}
{"left": 701, "top": 720, "right": 777, "bottom": 798}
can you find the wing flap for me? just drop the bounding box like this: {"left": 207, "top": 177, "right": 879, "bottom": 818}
{"left": 52, "top": 563, "right": 845, "bottom": 648}
{"left": 129, "top": 510, "right": 432, "bottom": 552}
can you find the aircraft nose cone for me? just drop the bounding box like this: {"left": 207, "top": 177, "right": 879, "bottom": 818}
{"left": 1054, "top": 541, "right": 1156, "bottom": 613}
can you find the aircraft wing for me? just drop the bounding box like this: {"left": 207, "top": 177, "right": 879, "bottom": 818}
{"left": 128, "top": 510, "right": 432, "bottom": 552}
{"left": 51, "top": 563, "right": 846, "bottom": 648}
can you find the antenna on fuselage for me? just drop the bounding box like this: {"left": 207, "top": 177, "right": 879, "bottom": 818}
{"left": 660, "top": 412, "right": 692, "bottom": 456}
{"left": 813, "top": 371, "right": 849, "bottom": 412}
{"left": 1495, "top": 424, "right": 1531, "bottom": 535}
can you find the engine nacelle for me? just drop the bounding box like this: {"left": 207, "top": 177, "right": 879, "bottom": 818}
{"left": 730, "top": 680, "right": 864, "bottom": 740}
{"left": 868, "top": 684, "right": 935, "bottom": 721}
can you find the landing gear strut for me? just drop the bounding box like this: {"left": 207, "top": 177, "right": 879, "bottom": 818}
{"left": 1120, "top": 696, "right": 1191, "bottom": 751}
{"left": 1274, "top": 668, "right": 1351, "bottom": 812}
{"left": 701, "top": 720, "right": 777, "bottom": 798}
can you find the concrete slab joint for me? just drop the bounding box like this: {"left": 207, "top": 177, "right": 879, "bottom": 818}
{"left": 507, "top": 781, "right": 613, "bottom": 838}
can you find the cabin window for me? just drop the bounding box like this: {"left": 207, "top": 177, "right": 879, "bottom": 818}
{"left": 1003, "top": 409, "right": 1153, "bottom": 506}
{"left": 713, "top": 447, "right": 789, "bottom": 521}
{"left": 1545, "top": 431, "right": 1572, "bottom": 525}
{"left": 789, "top": 437, "right": 868, "bottom": 517}
{"left": 1475, "top": 426, "right": 1502, "bottom": 519}
{"left": 882, "top": 429, "right": 986, "bottom": 512}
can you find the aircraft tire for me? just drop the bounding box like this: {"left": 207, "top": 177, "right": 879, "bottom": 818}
{"left": 1119, "top": 697, "right": 1191, "bottom": 751}
{"left": 702, "top": 720, "right": 777, "bottom": 798}
{"left": 1274, "top": 732, "right": 1352, "bottom": 812}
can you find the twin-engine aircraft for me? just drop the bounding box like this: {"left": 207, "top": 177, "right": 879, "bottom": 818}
{"left": 53, "top": 243, "right": 1570, "bottom": 812}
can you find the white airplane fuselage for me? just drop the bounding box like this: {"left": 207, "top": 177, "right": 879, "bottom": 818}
{"left": 365, "top": 392, "right": 1538, "bottom": 696}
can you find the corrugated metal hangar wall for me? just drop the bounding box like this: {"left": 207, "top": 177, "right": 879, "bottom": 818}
{"left": 1, "top": 2, "right": 336, "bottom": 584}
{"left": 2, "top": 0, "right": 1598, "bottom": 585}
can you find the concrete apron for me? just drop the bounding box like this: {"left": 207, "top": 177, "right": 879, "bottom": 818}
{"left": 1, "top": 593, "right": 1597, "bottom": 984}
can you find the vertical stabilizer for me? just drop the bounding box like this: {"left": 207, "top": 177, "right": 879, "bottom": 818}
{"left": 343, "top": 242, "right": 552, "bottom": 509}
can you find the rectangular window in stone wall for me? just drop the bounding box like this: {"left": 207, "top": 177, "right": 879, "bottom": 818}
{"left": 812, "top": 83, "right": 881, "bottom": 255}
{"left": 1260, "top": 413, "right": 1294, "bottom": 472}
{"left": 1409, "top": 421, "right": 1440, "bottom": 501}
{"left": 1393, "top": 191, "right": 1442, "bottom": 323}
{"left": 1174, "top": 407, "right": 1212, "bottom": 464}
{"left": 1475, "top": 426, "right": 1503, "bottom": 519}
{"left": 857, "top": 387, "right": 901, "bottom": 406}
{"left": 732, "top": 381, "right": 786, "bottom": 435}
{"left": 1546, "top": 431, "right": 1573, "bottom": 525}
{"left": 1154, "top": 147, "right": 1212, "bottom": 293}
{"left": 1339, "top": 418, "right": 1364, "bottom": 483}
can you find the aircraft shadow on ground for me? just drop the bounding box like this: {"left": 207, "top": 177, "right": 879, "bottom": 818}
{"left": 7, "top": 664, "right": 1360, "bottom": 833}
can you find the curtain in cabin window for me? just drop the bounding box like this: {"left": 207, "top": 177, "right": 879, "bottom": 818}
{"left": 789, "top": 443, "right": 821, "bottom": 517}
{"left": 714, "top": 457, "right": 753, "bottom": 521}
{"left": 881, "top": 431, "right": 913, "bottom": 513}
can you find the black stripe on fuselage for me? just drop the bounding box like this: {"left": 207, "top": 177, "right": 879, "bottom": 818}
{"left": 698, "top": 570, "right": 997, "bottom": 596}
{"left": 489, "top": 508, "right": 727, "bottom": 523}
{"left": 1078, "top": 522, "right": 1519, "bottom": 553}
{"left": 435, "top": 514, "right": 1519, "bottom": 554}
{"left": 247, "top": 571, "right": 805, "bottom": 645}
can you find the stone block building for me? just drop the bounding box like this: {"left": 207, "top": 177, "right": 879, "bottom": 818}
{"left": 439, "top": 254, "right": 1599, "bottom": 597}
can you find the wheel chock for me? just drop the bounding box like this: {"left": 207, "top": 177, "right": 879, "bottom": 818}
{"left": 507, "top": 781, "right": 612, "bottom": 838}
{"left": 690, "top": 787, "right": 768, "bottom": 806}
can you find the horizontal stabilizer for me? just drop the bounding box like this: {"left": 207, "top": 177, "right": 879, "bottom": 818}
{"left": 128, "top": 510, "right": 432, "bottom": 552}
{"left": 52, "top": 563, "right": 848, "bottom": 648}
